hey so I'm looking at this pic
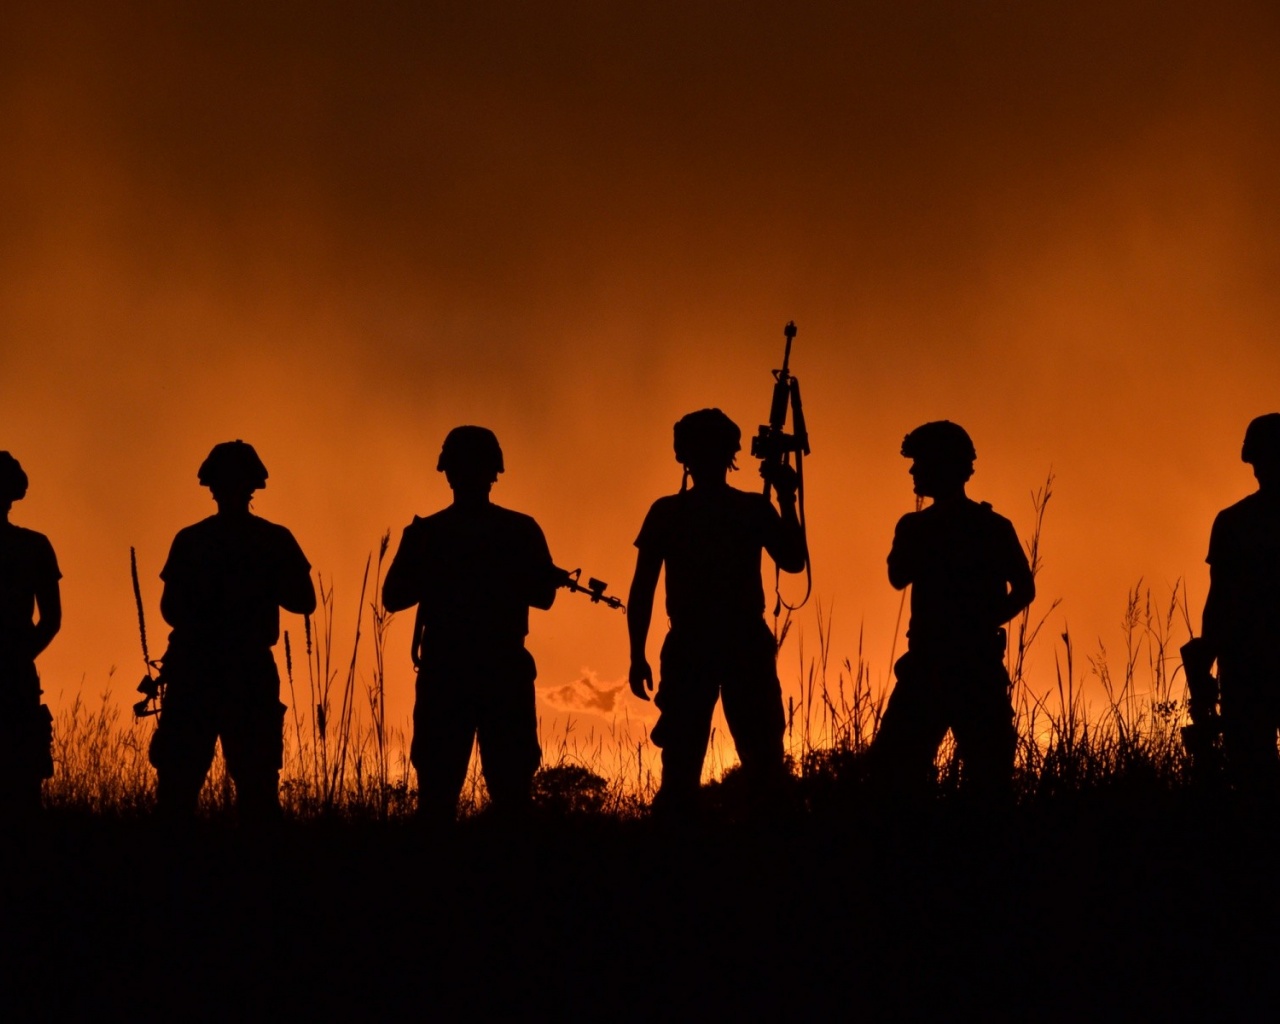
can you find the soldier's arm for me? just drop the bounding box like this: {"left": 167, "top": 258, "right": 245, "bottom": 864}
{"left": 30, "top": 574, "right": 61, "bottom": 658}
{"left": 886, "top": 516, "right": 917, "bottom": 590}
{"left": 275, "top": 530, "right": 317, "bottom": 616}
{"left": 1200, "top": 515, "right": 1232, "bottom": 657}
{"left": 159, "top": 580, "right": 182, "bottom": 628}
{"left": 761, "top": 467, "right": 806, "bottom": 574}
{"left": 527, "top": 521, "right": 559, "bottom": 611}
{"left": 159, "top": 536, "right": 189, "bottom": 628}
{"left": 280, "top": 569, "right": 317, "bottom": 616}
{"left": 627, "top": 547, "right": 662, "bottom": 700}
{"left": 381, "top": 525, "right": 422, "bottom": 613}
{"left": 999, "top": 548, "right": 1036, "bottom": 626}
{"left": 1201, "top": 566, "right": 1228, "bottom": 657}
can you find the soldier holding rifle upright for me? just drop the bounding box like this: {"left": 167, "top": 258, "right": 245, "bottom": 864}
{"left": 150, "top": 441, "right": 316, "bottom": 821}
{"left": 1194, "top": 413, "right": 1280, "bottom": 791}
{"left": 627, "top": 408, "right": 806, "bottom": 820}
{"left": 0, "top": 453, "right": 60, "bottom": 817}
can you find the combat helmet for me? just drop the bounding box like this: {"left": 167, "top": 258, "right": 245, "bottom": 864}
{"left": 198, "top": 440, "right": 269, "bottom": 491}
{"left": 437, "top": 426, "right": 505, "bottom": 476}
{"left": 1241, "top": 413, "right": 1280, "bottom": 465}
{"left": 901, "top": 420, "right": 977, "bottom": 470}
{"left": 673, "top": 408, "right": 741, "bottom": 471}
{"left": 0, "top": 452, "right": 28, "bottom": 503}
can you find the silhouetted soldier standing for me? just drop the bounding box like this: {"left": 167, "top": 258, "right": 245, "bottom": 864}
{"left": 0, "top": 453, "right": 60, "bottom": 816}
{"left": 1198, "top": 413, "right": 1280, "bottom": 791}
{"left": 151, "top": 441, "right": 316, "bottom": 820}
{"left": 383, "top": 427, "right": 561, "bottom": 825}
{"left": 871, "top": 421, "right": 1034, "bottom": 802}
{"left": 628, "top": 408, "right": 805, "bottom": 819}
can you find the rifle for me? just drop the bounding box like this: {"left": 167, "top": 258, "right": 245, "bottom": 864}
{"left": 750, "top": 320, "right": 812, "bottom": 614}
{"left": 409, "top": 563, "right": 624, "bottom": 672}
{"left": 557, "top": 567, "right": 625, "bottom": 612}
{"left": 1179, "top": 636, "right": 1221, "bottom": 772}
{"left": 131, "top": 546, "right": 165, "bottom": 719}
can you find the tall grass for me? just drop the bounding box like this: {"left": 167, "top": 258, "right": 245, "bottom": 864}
{"left": 45, "top": 484, "right": 1207, "bottom": 819}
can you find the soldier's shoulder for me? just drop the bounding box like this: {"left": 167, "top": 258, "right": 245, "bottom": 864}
{"left": 488, "top": 503, "right": 546, "bottom": 535}
{"left": 248, "top": 514, "right": 303, "bottom": 545}
{"left": 728, "top": 484, "right": 773, "bottom": 509}
{"left": 171, "top": 515, "right": 219, "bottom": 543}
{"left": 1215, "top": 491, "right": 1278, "bottom": 531}
{"left": 643, "top": 492, "right": 687, "bottom": 522}
{"left": 972, "top": 499, "right": 1014, "bottom": 529}
{"left": 893, "top": 506, "right": 925, "bottom": 531}
{"left": 403, "top": 508, "right": 446, "bottom": 533}
{"left": 1214, "top": 496, "right": 1250, "bottom": 530}
{"left": 9, "top": 524, "right": 53, "bottom": 547}
{"left": 0, "top": 524, "right": 57, "bottom": 561}
{"left": 1226, "top": 490, "right": 1274, "bottom": 514}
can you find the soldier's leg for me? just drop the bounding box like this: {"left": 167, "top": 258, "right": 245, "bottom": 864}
{"left": 221, "top": 695, "right": 287, "bottom": 823}
{"left": 151, "top": 690, "right": 219, "bottom": 819}
{"left": 652, "top": 634, "right": 720, "bottom": 818}
{"left": 869, "top": 654, "right": 951, "bottom": 801}
{"left": 719, "top": 626, "right": 787, "bottom": 811}
{"left": 0, "top": 672, "right": 51, "bottom": 819}
{"left": 0, "top": 728, "right": 43, "bottom": 819}
{"left": 0, "top": 774, "right": 41, "bottom": 818}
{"left": 475, "top": 649, "right": 540, "bottom": 816}
{"left": 411, "top": 671, "right": 480, "bottom": 825}
{"left": 1220, "top": 668, "right": 1280, "bottom": 794}
{"left": 949, "top": 662, "right": 1017, "bottom": 803}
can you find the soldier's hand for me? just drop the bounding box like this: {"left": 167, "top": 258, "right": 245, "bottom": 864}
{"left": 629, "top": 659, "right": 654, "bottom": 701}
{"left": 551, "top": 566, "right": 575, "bottom": 590}
{"left": 760, "top": 461, "right": 799, "bottom": 502}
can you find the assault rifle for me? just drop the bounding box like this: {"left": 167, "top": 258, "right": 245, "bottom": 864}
{"left": 130, "top": 546, "right": 165, "bottom": 719}
{"left": 750, "top": 321, "right": 809, "bottom": 502}
{"left": 557, "top": 567, "right": 625, "bottom": 611}
{"left": 1179, "top": 636, "right": 1221, "bottom": 773}
{"left": 750, "top": 320, "right": 812, "bottom": 614}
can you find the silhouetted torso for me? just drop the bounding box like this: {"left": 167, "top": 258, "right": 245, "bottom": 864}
{"left": 384, "top": 502, "right": 555, "bottom": 656}
{"left": 1206, "top": 491, "right": 1280, "bottom": 662}
{"left": 0, "top": 523, "right": 60, "bottom": 677}
{"left": 636, "top": 486, "right": 787, "bottom": 636}
{"left": 161, "top": 514, "right": 310, "bottom": 658}
{"left": 890, "top": 498, "right": 1028, "bottom": 657}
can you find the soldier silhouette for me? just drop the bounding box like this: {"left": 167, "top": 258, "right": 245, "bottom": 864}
{"left": 0, "top": 453, "right": 60, "bottom": 817}
{"left": 383, "top": 426, "right": 563, "bottom": 825}
{"left": 150, "top": 441, "right": 316, "bottom": 820}
{"left": 870, "top": 421, "right": 1034, "bottom": 802}
{"left": 627, "top": 408, "right": 805, "bottom": 819}
{"left": 1197, "top": 413, "right": 1280, "bottom": 791}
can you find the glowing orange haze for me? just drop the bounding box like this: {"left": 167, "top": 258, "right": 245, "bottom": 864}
{"left": 3, "top": 3, "right": 1278, "bottom": 758}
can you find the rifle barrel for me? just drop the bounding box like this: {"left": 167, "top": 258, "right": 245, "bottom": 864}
{"left": 781, "top": 320, "right": 796, "bottom": 375}
{"left": 130, "top": 546, "right": 152, "bottom": 673}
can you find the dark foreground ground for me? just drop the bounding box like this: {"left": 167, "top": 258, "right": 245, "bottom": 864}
{"left": 3, "top": 792, "right": 1278, "bottom": 1021}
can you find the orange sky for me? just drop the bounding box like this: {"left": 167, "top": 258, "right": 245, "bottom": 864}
{"left": 3, "top": 2, "right": 1279, "bottom": 756}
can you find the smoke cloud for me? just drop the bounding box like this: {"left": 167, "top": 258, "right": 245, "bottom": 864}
{"left": 2, "top": 1, "right": 1278, "bottom": 732}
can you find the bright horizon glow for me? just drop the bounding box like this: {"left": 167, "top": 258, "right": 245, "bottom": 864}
{"left": 4, "top": 2, "right": 1277, "bottom": 774}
